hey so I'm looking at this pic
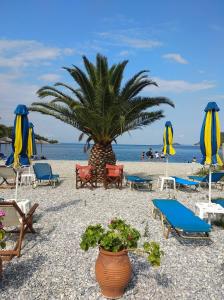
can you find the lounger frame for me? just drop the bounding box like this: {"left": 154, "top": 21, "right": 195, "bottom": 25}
{"left": 0, "top": 201, "right": 38, "bottom": 261}
{"left": 125, "top": 175, "right": 153, "bottom": 190}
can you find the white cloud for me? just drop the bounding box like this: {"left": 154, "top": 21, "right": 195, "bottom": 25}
{"left": 145, "top": 77, "right": 216, "bottom": 93}
{"left": 0, "top": 73, "right": 39, "bottom": 124}
{"left": 178, "top": 134, "right": 184, "bottom": 139}
{"left": 0, "top": 73, "right": 38, "bottom": 105}
{"left": 121, "top": 37, "right": 162, "bottom": 48}
{"left": 0, "top": 72, "right": 80, "bottom": 142}
{"left": 63, "top": 48, "right": 75, "bottom": 55}
{"left": 38, "top": 73, "right": 61, "bottom": 82}
{"left": 162, "top": 53, "right": 188, "bottom": 64}
{"left": 118, "top": 50, "right": 134, "bottom": 57}
{"left": 0, "top": 39, "right": 75, "bottom": 68}
{"left": 98, "top": 31, "right": 162, "bottom": 49}
{"left": 0, "top": 39, "right": 37, "bottom": 52}
{"left": 212, "top": 94, "right": 224, "bottom": 100}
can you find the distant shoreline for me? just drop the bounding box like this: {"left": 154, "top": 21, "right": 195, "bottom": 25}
{"left": 51, "top": 142, "right": 200, "bottom": 146}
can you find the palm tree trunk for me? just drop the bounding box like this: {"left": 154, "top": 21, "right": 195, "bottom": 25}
{"left": 89, "top": 143, "right": 116, "bottom": 182}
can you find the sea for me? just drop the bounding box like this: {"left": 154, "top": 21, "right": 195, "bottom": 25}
{"left": 1, "top": 143, "right": 206, "bottom": 163}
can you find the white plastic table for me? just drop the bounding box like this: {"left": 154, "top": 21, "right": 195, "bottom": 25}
{"left": 20, "top": 173, "right": 35, "bottom": 186}
{"left": 6, "top": 198, "right": 32, "bottom": 214}
{"left": 158, "top": 176, "right": 176, "bottom": 191}
{"left": 195, "top": 202, "right": 224, "bottom": 224}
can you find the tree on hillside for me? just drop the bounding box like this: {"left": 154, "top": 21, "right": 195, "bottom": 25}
{"left": 0, "top": 124, "right": 12, "bottom": 138}
{"left": 30, "top": 54, "right": 174, "bottom": 180}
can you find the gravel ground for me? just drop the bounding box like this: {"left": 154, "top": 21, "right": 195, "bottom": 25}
{"left": 0, "top": 160, "right": 224, "bottom": 300}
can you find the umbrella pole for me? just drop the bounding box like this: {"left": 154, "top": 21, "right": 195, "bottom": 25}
{"left": 15, "top": 170, "right": 19, "bottom": 201}
{"left": 165, "top": 156, "right": 168, "bottom": 177}
{"left": 208, "top": 166, "right": 212, "bottom": 205}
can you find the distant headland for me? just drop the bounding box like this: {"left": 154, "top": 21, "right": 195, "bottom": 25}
{"left": 0, "top": 124, "right": 58, "bottom": 144}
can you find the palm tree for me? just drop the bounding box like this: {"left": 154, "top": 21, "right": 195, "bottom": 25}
{"left": 30, "top": 54, "right": 174, "bottom": 180}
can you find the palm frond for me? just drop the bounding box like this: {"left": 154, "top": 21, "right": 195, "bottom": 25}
{"left": 121, "top": 70, "right": 155, "bottom": 99}
{"left": 109, "top": 60, "right": 128, "bottom": 95}
{"left": 82, "top": 56, "right": 97, "bottom": 85}
{"left": 83, "top": 136, "right": 92, "bottom": 152}
{"left": 54, "top": 82, "right": 86, "bottom": 104}
{"left": 63, "top": 66, "right": 95, "bottom": 106}
{"left": 78, "top": 132, "right": 85, "bottom": 142}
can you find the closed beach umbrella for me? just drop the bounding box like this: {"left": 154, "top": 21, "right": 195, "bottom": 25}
{"left": 35, "top": 139, "right": 49, "bottom": 155}
{"left": 0, "top": 137, "right": 12, "bottom": 156}
{"left": 6, "top": 104, "right": 30, "bottom": 200}
{"left": 163, "top": 121, "right": 176, "bottom": 176}
{"left": 28, "top": 122, "right": 37, "bottom": 158}
{"left": 6, "top": 105, "right": 30, "bottom": 168}
{"left": 200, "top": 102, "right": 223, "bottom": 203}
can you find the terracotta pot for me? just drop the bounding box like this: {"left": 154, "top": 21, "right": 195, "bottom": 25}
{"left": 95, "top": 248, "right": 132, "bottom": 299}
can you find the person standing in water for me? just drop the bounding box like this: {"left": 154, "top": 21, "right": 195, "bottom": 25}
{"left": 141, "top": 151, "right": 145, "bottom": 160}
{"left": 146, "top": 148, "right": 154, "bottom": 159}
{"left": 155, "top": 151, "right": 159, "bottom": 159}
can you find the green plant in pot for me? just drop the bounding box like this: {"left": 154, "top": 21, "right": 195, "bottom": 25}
{"left": 80, "top": 218, "right": 163, "bottom": 299}
{"left": 0, "top": 210, "right": 6, "bottom": 276}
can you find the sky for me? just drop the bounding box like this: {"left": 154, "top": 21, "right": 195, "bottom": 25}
{"left": 0, "top": 0, "right": 224, "bottom": 145}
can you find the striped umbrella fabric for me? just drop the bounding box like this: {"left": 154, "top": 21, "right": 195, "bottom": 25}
{"left": 5, "top": 105, "right": 30, "bottom": 201}
{"left": 200, "top": 102, "right": 223, "bottom": 203}
{"left": 28, "top": 123, "right": 37, "bottom": 158}
{"left": 6, "top": 104, "right": 30, "bottom": 168}
{"left": 162, "top": 121, "right": 175, "bottom": 178}
{"left": 163, "top": 121, "right": 176, "bottom": 156}
{"left": 200, "top": 102, "right": 222, "bottom": 166}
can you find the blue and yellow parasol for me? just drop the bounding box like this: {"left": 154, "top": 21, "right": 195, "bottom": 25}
{"left": 163, "top": 121, "right": 176, "bottom": 156}
{"left": 163, "top": 121, "right": 175, "bottom": 176}
{"left": 6, "top": 105, "right": 30, "bottom": 168}
{"left": 28, "top": 122, "right": 37, "bottom": 158}
{"left": 200, "top": 102, "right": 223, "bottom": 203}
{"left": 6, "top": 105, "right": 30, "bottom": 201}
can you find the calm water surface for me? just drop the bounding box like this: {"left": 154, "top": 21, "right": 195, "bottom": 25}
{"left": 2, "top": 143, "right": 206, "bottom": 162}
{"left": 1, "top": 143, "right": 205, "bottom": 163}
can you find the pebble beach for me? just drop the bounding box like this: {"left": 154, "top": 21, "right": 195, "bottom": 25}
{"left": 1, "top": 160, "right": 224, "bottom": 300}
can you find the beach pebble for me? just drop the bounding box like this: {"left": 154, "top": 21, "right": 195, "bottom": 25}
{"left": 0, "top": 160, "right": 224, "bottom": 299}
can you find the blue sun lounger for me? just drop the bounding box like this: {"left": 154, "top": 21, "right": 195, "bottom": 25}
{"left": 188, "top": 172, "right": 224, "bottom": 187}
{"left": 125, "top": 175, "right": 153, "bottom": 190}
{"left": 171, "top": 176, "right": 199, "bottom": 189}
{"left": 152, "top": 199, "right": 211, "bottom": 239}
{"left": 33, "top": 163, "right": 60, "bottom": 188}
